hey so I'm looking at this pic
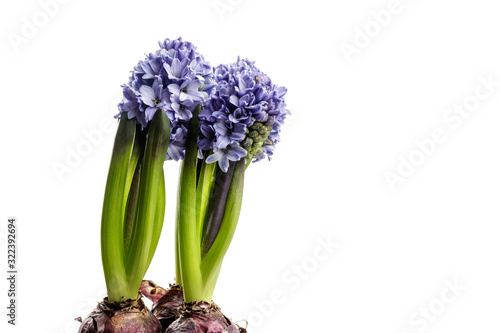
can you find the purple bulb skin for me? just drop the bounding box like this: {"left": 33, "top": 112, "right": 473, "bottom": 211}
{"left": 140, "top": 281, "right": 246, "bottom": 333}
{"left": 77, "top": 296, "right": 161, "bottom": 333}
{"left": 152, "top": 285, "right": 185, "bottom": 330}
{"left": 166, "top": 302, "right": 246, "bottom": 333}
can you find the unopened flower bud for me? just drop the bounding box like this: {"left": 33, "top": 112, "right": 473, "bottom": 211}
{"left": 253, "top": 147, "right": 263, "bottom": 156}
{"left": 251, "top": 123, "right": 263, "bottom": 130}
{"left": 241, "top": 137, "right": 253, "bottom": 147}
{"left": 248, "top": 130, "right": 259, "bottom": 138}
{"left": 253, "top": 135, "right": 263, "bottom": 143}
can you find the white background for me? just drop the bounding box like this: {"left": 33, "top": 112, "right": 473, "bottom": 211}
{"left": 1, "top": 0, "right": 500, "bottom": 332}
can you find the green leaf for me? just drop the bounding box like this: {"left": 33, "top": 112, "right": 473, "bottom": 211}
{"left": 145, "top": 170, "right": 166, "bottom": 270}
{"left": 176, "top": 105, "right": 204, "bottom": 302}
{"left": 125, "top": 110, "right": 170, "bottom": 295}
{"left": 101, "top": 116, "right": 136, "bottom": 301}
{"left": 196, "top": 159, "right": 216, "bottom": 251}
{"left": 123, "top": 162, "right": 141, "bottom": 256}
{"left": 200, "top": 159, "right": 245, "bottom": 300}
{"left": 201, "top": 162, "right": 236, "bottom": 257}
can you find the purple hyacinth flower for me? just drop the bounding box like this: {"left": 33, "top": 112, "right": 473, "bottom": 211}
{"left": 236, "top": 73, "right": 256, "bottom": 94}
{"left": 190, "top": 57, "right": 213, "bottom": 79}
{"left": 167, "top": 125, "right": 188, "bottom": 161}
{"left": 119, "top": 85, "right": 147, "bottom": 127}
{"left": 139, "top": 57, "right": 163, "bottom": 80}
{"left": 117, "top": 37, "right": 214, "bottom": 161}
{"left": 206, "top": 144, "right": 248, "bottom": 172}
{"left": 171, "top": 94, "right": 195, "bottom": 121}
{"left": 139, "top": 80, "right": 169, "bottom": 121}
{"left": 199, "top": 124, "right": 216, "bottom": 150}
{"left": 214, "top": 121, "right": 247, "bottom": 149}
{"left": 168, "top": 80, "right": 206, "bottom": 102}
{"left": 164, "top": 58, "right": 190, "bottom": 80}
{"left": 197, "top": 57, "right": 289, "bottom": 166}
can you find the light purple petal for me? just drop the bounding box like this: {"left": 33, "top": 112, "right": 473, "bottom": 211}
{"left": 219, "top": 156, "right": 230, "bottom": 172}
{"left": 168, "top": 84, "right": 181, "bottom": 95}
{"left": 231, "top": 144, "right": 248, "bottom": 158}
{"left": 216, "top": 135, "right": 231, "bottom": 149}
{"left": 167, "top": 144, "right": 181, "bottom": 161}
{"left": 145, "top": 106, "right": 158, "bottom": 121}
{"left": 171, "top": 102, "right": 180, "bottom": 112}
{"left": 163, "top": 63, "right": 172, "bottom": 77}
{"left": 170, "top": 58, "right": 181, "bottom": 77}
{"left": 150, "top": 59, "right": 162, "bottom": 74}
{"left": 230, "top": 132, "right": 245, "bottom": 141}
{"left": 226, "top": 150, "right": 241, "bottom": 161}
{"left": 120, "top": 101, "right": 138, "bottom": 113}
{"left": 185, "top": 80, "right": 202, "bottom": 91}
{"left": 177, "top": 108, "right": 192, "bottom": 121}
{"left": 229, "top": 95, "right": 239, "bottom": 107}
{"left": 214, "top": 122, "right": 228, "bottom": 136}
{"left": 206, "top": 150, "right": 223, "bottom": 164}
{"left": 182, "top": 98, "right": 195, "bottom": 107}
{"left": 200, "top": 124, "right": 214, "bottom": 137}
{"left": 140, "top": 85, "right": 156, "bottom": 102}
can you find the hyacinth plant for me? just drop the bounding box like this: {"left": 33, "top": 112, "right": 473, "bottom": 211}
{"left": 180, "top": 58, "right": 289, "bottom": 299}
{"left": 148, "top": 58, "right": 289, "bottom": 333}
{"left": 78, "top": 38, "right": 213, "bottom": 333}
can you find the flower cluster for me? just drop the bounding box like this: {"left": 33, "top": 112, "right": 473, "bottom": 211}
{"left": 117, "top": 38, "right": 214, "bottom": 160}
{"left": 199, "top": 58, "right": 289, "bottom": 172}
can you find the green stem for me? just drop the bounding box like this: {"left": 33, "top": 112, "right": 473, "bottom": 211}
{"left": 125, "top": 110, "right": 170, "bottom": 295}
{"left": 101, "top": 116, "right": 136, "bottom": 301}
{"left": 176, "top": 105, "right": 204, "bottom": 302}
{"left": 200, "top": 159, "right": 246, "bottom": 298}
{"left": 245, "top": 153, "right": 254, "bottom": 170}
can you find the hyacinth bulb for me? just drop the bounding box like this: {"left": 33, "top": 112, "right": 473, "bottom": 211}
{"left": 166, "top": 302, "right": 245, "bottom": 333}
{"left": 77, "top": 296, "right": 161, "bottom": 333}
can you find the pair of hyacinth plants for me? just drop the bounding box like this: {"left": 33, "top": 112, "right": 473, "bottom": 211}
{"left": 77, "top": 38, "right": 289, "bottom": 333}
